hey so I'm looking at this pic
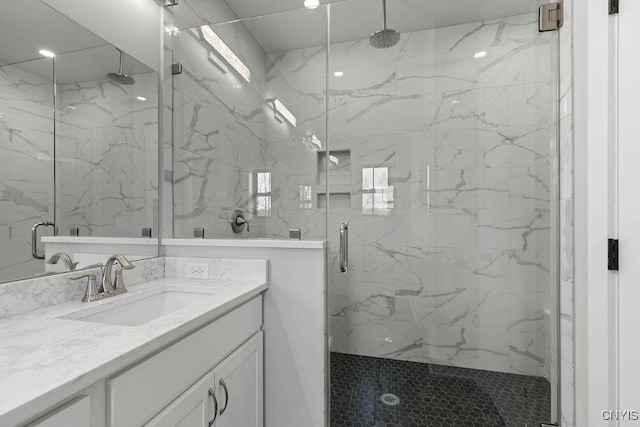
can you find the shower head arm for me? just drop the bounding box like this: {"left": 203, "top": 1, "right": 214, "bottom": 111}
{"left": 118, "top": 50, "right": 124, "bottom": 74}
{"left": 382, "top": 0, "right": 388, "bottom": 30}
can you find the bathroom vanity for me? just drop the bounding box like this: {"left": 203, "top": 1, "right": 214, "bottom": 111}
{"left": 0, "top": 261, "right": 267, "bottom": 427}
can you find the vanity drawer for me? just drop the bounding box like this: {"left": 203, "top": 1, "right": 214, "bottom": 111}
{"left": 107, "top": 296, "right": 262, "bottom": 427}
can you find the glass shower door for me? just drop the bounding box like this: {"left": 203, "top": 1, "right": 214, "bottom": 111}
{"left": 327, "top": 0, "right": 560, "bottom": 425}
{"left": 0, "top": 58, "right": 55, "bottom": 282}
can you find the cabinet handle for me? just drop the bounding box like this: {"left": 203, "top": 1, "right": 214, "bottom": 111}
{"left": 208, "top": 388, "right": 218, "bottom": 426}
{"left": 219, "top": 378, "right": 229, "bottom": 415}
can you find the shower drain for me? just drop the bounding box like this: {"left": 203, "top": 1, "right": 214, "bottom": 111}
{"left": 380, "top": 393, "right": 401, "bottom": 406}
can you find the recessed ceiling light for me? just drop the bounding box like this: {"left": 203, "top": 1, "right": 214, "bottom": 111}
{"left": 474, "top": 51, "right": 487, "bottom": 59}
{"left": 137, "top": 96, "right": 147, "bottom": 101}
{"left": 39, "top": 49, "right": 55, "bottom": 58}
{"left": 333, "top": 71, "right": 344, "bottom": 77}
{"left": 452, "top": 100, "right": 460, "bottom": 105}
{"left": 66, "top": 105, "right": 77, "bottom": 110}
{"left": 232, "top": 84, "right": 242, "bottom": 89}
{"left": 304, "top": 0, "right": 320, "bottom": 9}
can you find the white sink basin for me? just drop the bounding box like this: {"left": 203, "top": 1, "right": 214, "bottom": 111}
{"left": 61, "top": 289, "right": 217, "bottom": 326}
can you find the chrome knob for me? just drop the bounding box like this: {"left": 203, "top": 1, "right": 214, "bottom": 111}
{"left": 230, "top": 209, "right": 250, "bottom": 233}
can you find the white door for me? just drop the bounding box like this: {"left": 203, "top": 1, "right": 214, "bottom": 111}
{"left": 617, "top": 0, "right": 640, "bottom": 421}
{"left": 213, "top": 332, "right": 263, "bottom": 427}
{"left": 145, "top": 370, "right": 217, "bottom": 427}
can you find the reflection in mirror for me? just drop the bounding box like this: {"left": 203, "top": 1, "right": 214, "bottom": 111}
{"left": 0, "top": 58, "right": 55, "bottom": 282}
{"left": 55, "top": 46, "right": 158, "bottom": 238}
{"left": 0, "top": 0, "right": 159, "bottom": 284}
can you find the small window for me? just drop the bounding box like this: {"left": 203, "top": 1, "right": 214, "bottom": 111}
{"left": 362, "top": 167, "right": 394, "bottom": 215}
{"left": 255, "top": 172, "right": 271, "bottom": 216}
{"left": 299, "top": 185, "right": 313, "bottom": 209}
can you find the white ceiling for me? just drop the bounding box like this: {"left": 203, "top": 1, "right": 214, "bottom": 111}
{"left": 0, "top": 0, "right": 105, "bottom": 65}
{"left": 220, "top": 0, "right": 542, "bottom": 53}
{"left": 0, "top": 0, "right": 152, "bottom": 84}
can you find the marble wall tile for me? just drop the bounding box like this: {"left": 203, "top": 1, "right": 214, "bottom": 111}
{"left": 423, "top": 326, "right": 511, "bottom": 372}
{"left": 171, "top": 17, "right": 272, "bottom": 238}
{"left": 56, "top": 70, "right": 158, "bottom": 238}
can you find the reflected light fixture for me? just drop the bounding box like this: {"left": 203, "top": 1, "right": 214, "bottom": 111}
{"left": 474, "top": 51, "right": 487, "bottom": 59}
{"left": 165, "top": 25, "right": 179, "bottom": 35}
{"left": 66, "top": 105, "right": 77, "bottom": 110}
{"left": 334, "top": 71, "right": 344, "bottom": 77}
{"left": 266, "top": 98, "right": 297, "bottom": 127}
{"left": 137, "top": 96, "right": 147, "bottom": 101}
{"left": 39, "top": 49, "right": 55, "bottom": 58}
{"left": 304, "top": 0, "right": 320, "bottom": 9}
{"left": 201, "top": 25, "right": 252, "bottom": 83}
{"left": 329, "top": 155, "right": 339, "bottom": 168}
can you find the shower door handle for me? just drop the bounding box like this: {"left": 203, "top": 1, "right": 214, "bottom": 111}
{"left": 32, "top": 221, "right": 55, "bottom": 260}
{"left": 340, "top": 222, "right": 348, "bottom": 273}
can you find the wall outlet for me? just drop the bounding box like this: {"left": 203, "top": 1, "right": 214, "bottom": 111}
{"left": 186, "top": 262, "right": 209, "bottom": 279}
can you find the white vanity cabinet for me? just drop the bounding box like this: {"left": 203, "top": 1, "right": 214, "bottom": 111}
{"left": 210, "top": 332, "right": 263, "bottom": 427}
{"left": 107, "top": 296, "right": 263, "bottom": 427}
{"left": 146, "top": 332, "right": 263, "bottom": 427}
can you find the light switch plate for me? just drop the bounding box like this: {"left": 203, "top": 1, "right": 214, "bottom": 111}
{"left": 186, "top": 263, "right": 208, "bottom": 279}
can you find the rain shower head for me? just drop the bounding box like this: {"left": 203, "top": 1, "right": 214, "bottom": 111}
{"left": 106, "top": 49, "right": 135, "bottom": 85}
{"left": 369, "top": 0, "right": 400, "bottom": 49}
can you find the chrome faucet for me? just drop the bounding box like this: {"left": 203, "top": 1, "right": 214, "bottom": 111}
{"left": 71, "top": 255, "right": 135, "bottom": 302}
{"left": 103, "top": 255, "right": 135, "bottom": 295}
{"left": 46, "top": 252, "right": 78, "bottom": 271}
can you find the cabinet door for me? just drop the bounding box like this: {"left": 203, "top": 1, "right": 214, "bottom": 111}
{"left": 145, "top": 370, "right": 217, "bottom": 427}
{"left": 214, "top": 332, "right": 263, "bottom": 427}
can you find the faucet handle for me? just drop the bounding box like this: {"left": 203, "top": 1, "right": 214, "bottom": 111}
{"left": 70, "top": 271, "right": 96, "bottom": 281}
{"left": 112, "top": 268, "right": 129, "bottom": 295}
{"left": 70, "top": 272, "right": 101, "bottom": 302}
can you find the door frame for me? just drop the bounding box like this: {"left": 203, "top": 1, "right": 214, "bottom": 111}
{"left": 573, "top": 0, "right": 614, "bottom": 425}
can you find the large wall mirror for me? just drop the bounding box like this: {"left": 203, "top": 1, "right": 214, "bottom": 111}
{"left": 0, "top": 0, "right": 159, "bottom": 283}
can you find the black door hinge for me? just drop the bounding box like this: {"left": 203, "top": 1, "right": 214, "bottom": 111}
{"left": 608, "top": 239, "right": 619, "bottom": 271}
{"left": 610, "top": 0, "right": 619, "bottom": 14}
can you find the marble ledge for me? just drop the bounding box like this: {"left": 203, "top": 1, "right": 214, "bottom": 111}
{"left": 164, "top": 238, "right": 326, "bottom": 249}
{"left": 0, "top": 276, "right": 268, "bottom": 425}
{"left": 42, "top": 236, "right": 158, "bottom": 245}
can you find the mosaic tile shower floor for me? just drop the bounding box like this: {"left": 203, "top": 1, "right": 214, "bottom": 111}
{"left": 330, "top": 352, "right": 551, "bottom": 427}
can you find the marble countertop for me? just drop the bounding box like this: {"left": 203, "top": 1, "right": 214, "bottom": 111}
{"left": 0, "top": 277, "right": 267, "bottom": 425}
